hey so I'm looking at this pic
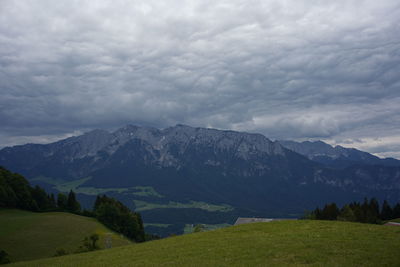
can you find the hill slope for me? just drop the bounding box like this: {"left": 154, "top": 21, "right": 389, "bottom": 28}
{"left": 9, "top": 220, "right": 400, "bottom": 267}
{"left": 0, "top": 209, "right": 131, "bottom": 263}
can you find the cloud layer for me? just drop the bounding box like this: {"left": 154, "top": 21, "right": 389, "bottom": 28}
{"left": 1, "top": 0, "right": 400, "bottom": 158}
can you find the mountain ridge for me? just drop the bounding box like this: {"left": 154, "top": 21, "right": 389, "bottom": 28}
{"left": 1, "top": 124, "right": 399, "bottom": 235}
{"left": 279, "top": 140, "right": 400, "bottom": 168}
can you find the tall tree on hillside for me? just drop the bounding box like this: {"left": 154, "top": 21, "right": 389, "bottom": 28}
{"left": 365, "top": 198, "right": 380, "bottom": 224}
{"left": 380, "top": 200, "right": 393, "bottom": 221}
{"left": 67, "top": 190, "right": 80, "bottom": 213}
{"left": 392, "top": 203, "right": 400, "bottom": 219}
{"left": 312, "top": 207, "right": 321, "bottom": 219}
{"left": 350, "top": 202, "right": 364, "bottom": 222}
{"left": 31, "top": 186, "right": 56, "bottom": 211}
{"left": 49, "top": 193, "right": 56, "bottom": 208}
{"left": 338, "top": 205, "right": 356, "bottom": 222}
{"left": 320, "top": 203, "right": 339, "bottom": 220}
{"left": 57, "top": 193, "right": 68, "bottom": 211}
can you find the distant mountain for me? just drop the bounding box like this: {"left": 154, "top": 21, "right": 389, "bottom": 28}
{"left": 279, "top": 140, "right": 400, "bottom": 169}
{"left": 1, "top": 125, "right": 400, "bottom": 236}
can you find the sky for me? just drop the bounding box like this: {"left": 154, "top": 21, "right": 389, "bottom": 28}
{"left": 0, "top": 0, "right": 400, "bottom": 159}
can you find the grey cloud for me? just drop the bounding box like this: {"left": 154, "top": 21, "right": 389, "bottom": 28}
{"left": 1, "top": 0, "right": 400, "bottom": 158}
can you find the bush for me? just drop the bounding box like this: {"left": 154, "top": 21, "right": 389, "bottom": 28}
{"left": 53, "top": 248, "right": 68, "bottom": 257}
{"left": 77, "top": 234, "right": 100, "bottom": 252}
{"left": 0, "top": 250, "right": 11, "bottom": 264}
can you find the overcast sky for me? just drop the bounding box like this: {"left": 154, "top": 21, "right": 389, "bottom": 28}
{"left": 1, "top": 0, "right": 400, "bottom": 158}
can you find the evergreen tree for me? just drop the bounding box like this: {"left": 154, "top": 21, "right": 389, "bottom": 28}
{"left": 365, "top": 198, "right": 380, "bottom": 224}
{"left": 380, "top": 200, "right": 393, "bottom": 221}
{"left": 320, "top": 203, "right": 339, "bottom": 220}
{"left": 0, "top": 249, "right": 10, "bottom": 264}
{"left": 67, "top": 190, "right": 81, "bottom": 213}
{"left": 360, "top": 198, "right": 370, "bottom": 223}
{"left": 31, "top": 185, "right": 54, "bottom": 211}
{"left": 57, "top": 193, "right": 68, "bottom": 211}
{"left": 49, "top": 194, "right": 56, "bottom": 209}
{"left": 350, "top": 202, "right": 364, "bottom": 222}
{"left": 308, "top": 199, "right": 399, "bottom": 224}
{"left": 392, "top": 203, "right": 400, "bottom": 219}
{"left": 314, "top": 207, "right": 321, "bottom": 220}
{"left": 338, "top": 205, "right": 356, "bottom": 222}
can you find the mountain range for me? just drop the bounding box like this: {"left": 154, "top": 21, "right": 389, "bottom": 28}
{"left": 1, "top": 124, "right": 399, "bottom": 236}
{"left": 279, "top": 140, "right": 400, "bottom": 169}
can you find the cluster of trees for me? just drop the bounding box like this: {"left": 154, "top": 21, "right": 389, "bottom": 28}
{"left": 1, "top": 166, "right": 145, "bottom": 243}
{"left": 0, "top": 250, "right": 10, "bottom": 265}
{"left": 56, "top": 191, "right": 81, "bottom": 214}
{"left": 93, "top": 195, "right": 145, "bottom": 242}
{"left": 307, "top": 198, "right": 400, "bottom": 224}
{"left": 0, "top": 166, "right": 55, "bottom": 211}
{"left": 0, "top": 166, "right": 81, "bottom": 213}
{"left": 54, "top": 233, "right": 100, "bottom": 257}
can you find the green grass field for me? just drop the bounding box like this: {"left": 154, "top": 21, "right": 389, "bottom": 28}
{"left": 8, "top": 220, "right": 400, "bottom": 266}
{"left": 0, "top": 209, "right": 131, "bottom": 263}
{"left": 32, "top": 176, "right": 164, "bottom": 197}
{"left": 133, "top": 199, "right": 233, "bottom": 212}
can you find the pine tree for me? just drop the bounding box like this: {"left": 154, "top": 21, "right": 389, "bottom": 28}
{"left": 349, "top": 202, "right": 363, "bottom": 222}
{"left": 31, "top": 185, "right": 52, "bottom": 211}
{"left": 392, "top": 203, "right": 400, "bottom": 219}
{"left": 320, "top": 203, "right": 339, "bottom": 220}
{"left": 366, "top": 198, "right": 380, "bottom": 224}
{"left": 338, "top": 205, "right": 356, "bottom": 222}
{"left": 380, "top": 200, "right": 393, "bottom": 221}
{"left": 313, "top": 207, "right": 321, "bottom": 220}
{"left": 57, "top": 193, "right": 68, "bottom": 211}
{"left": 49, "top": 193, "right": 56, "bottom": 209}
{"left": 67, "top": 190, "right": 81, "bottom": 213}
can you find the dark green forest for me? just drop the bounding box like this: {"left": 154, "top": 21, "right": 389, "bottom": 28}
{"left": 307, "top": 198, "right": 400, "bottom": 223}
{"left": 0, "top": 166, "right": 145, "bottom": 243}
{"left": 0, "top": 166, "right": 58, "bottom": 211}
{"left": 94, "top": 195, "right": 145, "bottom": 242}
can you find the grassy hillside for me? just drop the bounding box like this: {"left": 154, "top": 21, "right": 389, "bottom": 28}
{"left": 0, "top": 209, "right": 131, "bottom": 263}
{"left": 9, "top": 220, "right": 400, "bottom": 266}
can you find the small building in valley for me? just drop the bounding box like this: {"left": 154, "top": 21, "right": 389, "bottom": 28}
{"left": 234, "top": 217, "right": 296, "bottom": 226}
{"left": 384, "top": 222, "right": 400, "bottom": 226}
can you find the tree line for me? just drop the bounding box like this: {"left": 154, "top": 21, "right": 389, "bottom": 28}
{"left": 0, "top": 166, "right": 81, "bottom": 213}
{"left": 305, "top": 198, "right": 400, "bottom": 224}
{"left": 93, "top": 195, "right": 145, "bottom": 242}
{"left": 0, "top": 166, "right": 145, "bottom": 242}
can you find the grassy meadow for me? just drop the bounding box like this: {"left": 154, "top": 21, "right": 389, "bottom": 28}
{"left": 8, "top": 219, "right": 400, "bottom": 266}
{"left": 0, "top": 209, "right": 131, "bottom": 263}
